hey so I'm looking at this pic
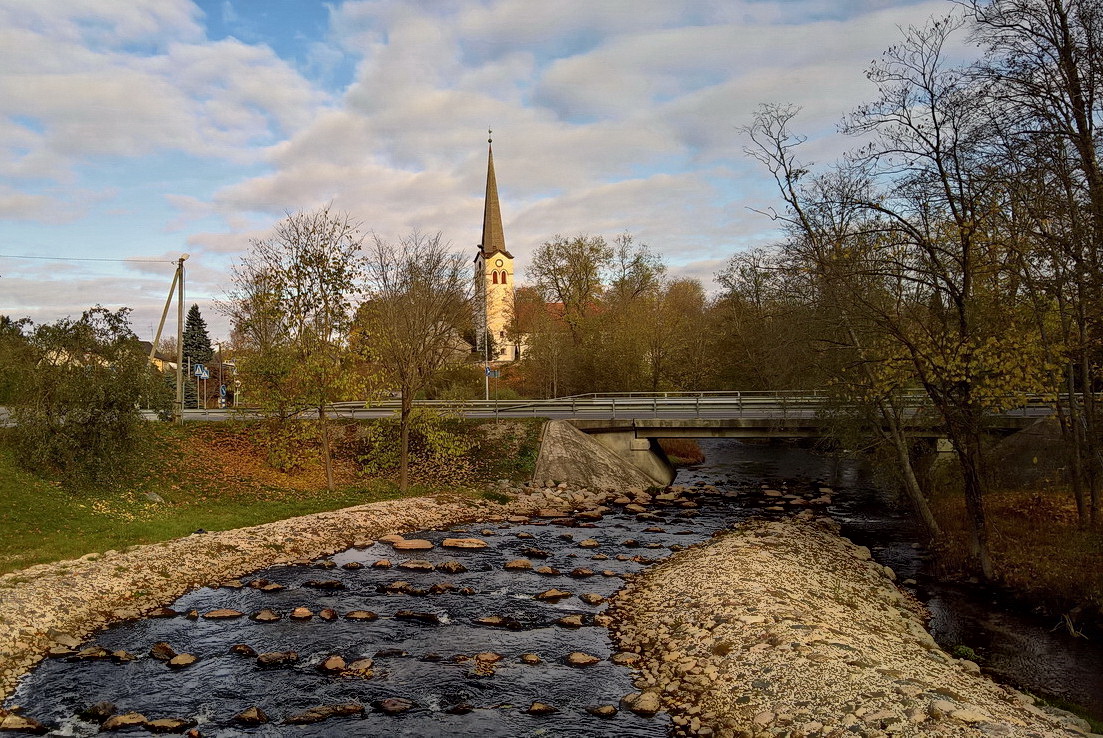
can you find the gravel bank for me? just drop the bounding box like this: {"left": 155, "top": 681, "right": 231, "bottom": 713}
{"left": 0, "top": 492, "right": 507, "bottom": 702}
{"left": 610, "top": 517, "right": 1097, "bottom": 738}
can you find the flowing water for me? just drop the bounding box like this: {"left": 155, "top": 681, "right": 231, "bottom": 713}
{"left": 6, "top": 439, "right": 1100, "bottom": 735}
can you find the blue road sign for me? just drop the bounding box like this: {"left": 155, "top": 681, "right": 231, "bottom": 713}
{"left": 194, "top": 363, "right": 210, "bottom": 380}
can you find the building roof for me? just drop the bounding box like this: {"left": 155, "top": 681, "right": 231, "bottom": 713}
{"left": 478, "top": 138, "right": 513, "bottom": 260}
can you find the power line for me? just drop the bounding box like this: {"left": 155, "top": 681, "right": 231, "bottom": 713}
{"left": 0, "top": 254, "right": 174, "bottom": 264}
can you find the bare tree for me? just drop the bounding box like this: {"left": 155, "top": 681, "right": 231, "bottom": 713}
{"left": 357, "top": 231, "right": 471, "bottom": 491}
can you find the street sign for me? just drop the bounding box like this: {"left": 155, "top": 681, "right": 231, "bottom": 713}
{"left": 219, "top": 384, "right": 227, "bottom": 398}
{"left": 194, "top": 363, "right": 210, "bottom": 380}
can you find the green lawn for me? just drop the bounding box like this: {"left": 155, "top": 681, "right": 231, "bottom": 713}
{"left": 0, "top": 444, "right": 427, "bottom": 575}
{"left": 0, "top": 418, "right": 542, "bottom": 576}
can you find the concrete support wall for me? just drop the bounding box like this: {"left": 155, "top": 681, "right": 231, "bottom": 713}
{"left": 587, "top": 431, "right": 675, "bottom": 487}
{"left": 532, "top": 421, "right": 673, "bottom": 489}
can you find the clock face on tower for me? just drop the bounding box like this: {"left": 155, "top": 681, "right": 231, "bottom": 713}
{"left": 495, "top": 259, "right": 503, "bottom": 267}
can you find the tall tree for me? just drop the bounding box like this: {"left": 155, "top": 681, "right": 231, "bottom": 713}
{"left": 356, "top": 230, "right": 471, "bottom": 491}
{"left": 225, "top": 207, "right": 366, "bottom": 490}
{"left": 183, "top": 304, "right": 213, "bottom": 367}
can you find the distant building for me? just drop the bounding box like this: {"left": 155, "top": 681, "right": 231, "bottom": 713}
{"left": 473, "top": 135, "right": 520, "bottom": 362}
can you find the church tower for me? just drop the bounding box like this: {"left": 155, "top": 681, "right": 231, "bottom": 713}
{"left": 474, "top": 133, "right": 517, "bottom": 361}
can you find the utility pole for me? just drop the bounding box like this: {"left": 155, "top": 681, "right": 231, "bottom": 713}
{"left": 175, "top": 254, "right": 188, "bottom": 424}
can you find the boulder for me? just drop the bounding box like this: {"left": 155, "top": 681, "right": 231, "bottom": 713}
{"left": 0, "top": 714, "right": 48, "bottom": 734}
{"left": 525, "top": 702, "right": 558, "bottom": 716}
{"left": 397, "top": 560, "right": 435, "bottom": 572}
{"left": 474, "top": 615, "right": 522, "bottom": 630}
{"left": 101, "top": 712, "right": 147, "bottom": 730}
{"left": 304, "top": 579, "right": 345, "bottom": 590}
{"left": 437, "top": 560, "right": 467, "bottom": 574}
{"left": 285, "top": 703, "right": 363, "bottom": 725}
{"left": 622, "top": 691, "right": 662, "bottom": 716}
{"left": 167, "top": 653, "right": 197, "bottom": 669}
{"left": 556, "top": 614, "right": 585, "bottom": 628}
{"left": 202, "top": 608, "right": 244, "bottom": 619}
{"left": 318, "top": 608, "right": 338, "bottom": 621}
{"left": 318, "top": 655, "right": 346, "bottom": 673}
{"left": 534, "top": 566, "right": 561, "bottom": 576}
{"left": 565, "top": 651, "right": 601, "bottom": 667}
{"left": 371, "top": 559, "right": 392, "bottom": 568}
{"left": 345, "top": 658, "right": 374, "bottom": 677}
{"left": 232, "top": 707, "right": 268, "bottom": 727}
{"left": 587, "top": 705, "right": 619, "bottom": 718}
{"left": 290, "top": 607, "right": 314, "bottom": 620}
{"left": 569, "top": 567, "right": 596, "bottom": 578}
{"left": 146, "top": 718, "right": 196, "bottom": 733}
{"left": 393, "top": 610, "right": 441, "bottom": 625}
{"left": 250, "top": 609, "right": 281, "bottom": 623}
{"left": 578, "top": 538, "right": 600, "bottom": 548}
{"left": 149, "top": 642, "right": 177, "bottom": 661}
{"left": 230, "top": 644, "right": 257, "bottom": 657}
{"left": 379, "top": 534, "right": 405, "bottom": 544}
{"left": 78, "top": 702, "right": 116, "bottom": 722}
{"left": 342, "top": 561, "right": 364, "bottom": 570}
{"left": 441, "top": 538, "right": 488, "bottom": 549}
{"left": 374, "top": 698, "right": 416, "bottom": 715}
{"left": 392, "top": 539, "right": 434, "bottom": 551}
{"left": 535, "top": 588, "right": 572, "bottom": 602}
{"left": 579, "top": 593, "right": 605, "bottom": 606}
{"left": 504, "top": 559, "right": 532, "bottom": 571}
{"left": 257, "top": 651, "right": 298, "bottom": 667}
{"left": 610, "top": 651, "right": 640, "bottom": 666}
{"left": 345, "top": 610, "right": 378, "bottom": 621}
{"left": 73, "top": 646, "right": 112, "bottom": 660}
{"left": 519, "top": 653, "right": 542, "bottom": 665}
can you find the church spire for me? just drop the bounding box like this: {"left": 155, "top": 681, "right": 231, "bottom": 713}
{"left": 480, "top": 130, "right": 511, "bottom": 258}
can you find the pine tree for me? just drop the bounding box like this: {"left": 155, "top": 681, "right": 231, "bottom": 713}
{"left": 183, "top": 304, "right": 213, "bottom": 367}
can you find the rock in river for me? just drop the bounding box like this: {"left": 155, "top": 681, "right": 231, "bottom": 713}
{"left": 535, "top": 588, "right": 572, "bottom": 602}
{"left": 375, "top": 698, "right": 416, "bottom": 715}
{"left": 250, "top": 609, "right": 281, "bottom": 623}
{"left": 284, "top": 703, "right": 363, "bottom": 725}
{"left": 525, "top": 702, "right": 558, "bottom": 716}
{"left": 565, "top": 651, "right": 601, "bottom": 667}
{"left": 202, "top": 608, "right": 244, "bottom": 620}
{"left": 504, "top": 559, "right": 532, "bottom": 571}
{"left": 392, "top": 539, "right": 434, "bottom": 551}
{"left": 345, "top": 610, "right": 378, "bottom": 621}
{"left": 0, "top": 714, "right": 47, "bottom": 734}
{"left": 101, "top": 712, "right": 147, "bottom": 730}
{"left": 441, "top": 537, "right": 488, "bottom": 549}
{"left": 149, "top": 642, "right": 177, "bottom": 661}
{"left": 393, "top": 610, "right": 441, "bottom": 625}
{"left": 146, "top": 717, "right": 196, "bottom": 733}
{"left": 257, "top": 651, "right": 298, "bottom": 668}
{"left": 232, "top": 707, "right": 268, "bottom": 726}
{"left": 397, "top": 560, "right": 435, "bottom": 572}
{"left": 167, "top": 653, "right": 198, "bottom": 669}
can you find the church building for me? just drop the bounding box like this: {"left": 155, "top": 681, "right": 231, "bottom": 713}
{"left": 474, "top": 135, "right": 519, "bottom": 362}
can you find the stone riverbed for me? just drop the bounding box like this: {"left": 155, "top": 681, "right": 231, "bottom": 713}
{"left": 1, "top": 473, "right": 1098, "bottom": 736}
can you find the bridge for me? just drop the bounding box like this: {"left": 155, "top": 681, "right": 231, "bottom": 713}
{"left": 174, "top": 391, "right": 1049, "bottom": 487}
{"left": 183, "top": 390, "right": 1050, "bottom": 437}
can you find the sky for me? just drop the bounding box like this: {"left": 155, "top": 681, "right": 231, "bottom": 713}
{"left": 0, "top": 0, "right": 969, "bottom": 341}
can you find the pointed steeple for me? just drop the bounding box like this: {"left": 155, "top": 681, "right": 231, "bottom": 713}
{"left": 480, "top": 132, "right": 512, "bottom": 258}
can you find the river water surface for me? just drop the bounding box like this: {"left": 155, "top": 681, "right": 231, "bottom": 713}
{"left": 6, "top": 439, "right": 1101, "bottom": 735}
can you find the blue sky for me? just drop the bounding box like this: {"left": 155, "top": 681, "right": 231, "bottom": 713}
{"left": 0, "top": 0, "right": 962, "bottom": 339}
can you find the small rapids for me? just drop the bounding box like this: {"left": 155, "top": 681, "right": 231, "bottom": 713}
{"left": 6, "top": 481, "right": 768, "bottom": 736}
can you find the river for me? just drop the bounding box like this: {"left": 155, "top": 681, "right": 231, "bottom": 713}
{"left": 5, "top": 439, "right": 1100, "bottom": 735}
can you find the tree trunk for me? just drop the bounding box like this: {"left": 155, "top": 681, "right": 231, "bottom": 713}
{"left": 399, "top": 390, "right": 412, "bottom": 492}
{"left": 946, "top": 424, "right": 993, "bottom": 579}
{"left": 319, "top": 403, "right": 334, "bottom": 492}
{"left": 880, "top": 401, "right": 941, "bottom": 540}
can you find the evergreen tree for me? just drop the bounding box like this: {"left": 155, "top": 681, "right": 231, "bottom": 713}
{"left": 183, "top": 304, "right": 213, "bottom": 367}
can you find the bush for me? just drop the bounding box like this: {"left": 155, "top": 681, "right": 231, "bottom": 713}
{"left": 7, "top": 307, "right": 171, "bottom": 486}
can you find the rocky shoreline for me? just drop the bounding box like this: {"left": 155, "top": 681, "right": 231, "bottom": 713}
{"left": 1, "top": 481, "right": 1098, "bottom": 737}
{"left": 0, "top": 491, "right": 510, "bottom": 703}
{"left": 610, "top": 516, "right": 1096, "bottom": 738}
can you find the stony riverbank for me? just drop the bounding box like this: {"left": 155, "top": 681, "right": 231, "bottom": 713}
{"left": 609, "top": 516, "right": 1097, "bottom": 738}
{"left": 0, "top": 492, "right": 510, "bottom": 702}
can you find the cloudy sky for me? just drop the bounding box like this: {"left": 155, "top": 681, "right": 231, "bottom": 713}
{"left": 0, "top": 0, "right": 965, "bottom": 340}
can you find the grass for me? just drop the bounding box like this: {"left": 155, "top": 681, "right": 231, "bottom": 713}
{"left": 0, "top": 417, "right": 543, "bottom": 576}
{"left": 658, "top": 438, "right": 705, "bottom": 466}
{"left": 928, "top": 482, "right": 1103, "bottom": 629}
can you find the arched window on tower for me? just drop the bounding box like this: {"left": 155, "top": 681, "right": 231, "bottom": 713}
{"left": 492, "top": 271, "right": 499, "bottom": 284}
{"left": 500, "top": 271, "right": 507, "bottom": 284}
